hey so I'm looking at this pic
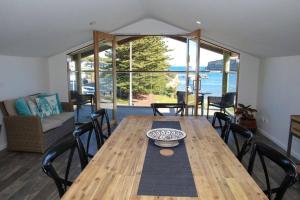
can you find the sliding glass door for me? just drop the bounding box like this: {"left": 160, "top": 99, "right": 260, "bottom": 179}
{"left": 93, "top": 31, "right": 117, "bottom": 122}
{"left": 185, "top": 30, "right": 201, "bottom": 116}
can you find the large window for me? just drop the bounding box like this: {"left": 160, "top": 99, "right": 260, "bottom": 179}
{"left": 67, "top": 34, "right": 239, "bottom": 117}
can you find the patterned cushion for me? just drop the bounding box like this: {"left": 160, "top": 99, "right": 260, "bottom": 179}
{"left": 27, "top": 99, "right": 43, "bottom": 118}
{"left": 39, "top": 93, "right": 63, "bottom": 113}
{"left": 35, "top": 95, "right": 61, "bottom": 117}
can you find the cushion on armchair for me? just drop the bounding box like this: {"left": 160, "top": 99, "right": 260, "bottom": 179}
{"left": 41, "top": 112, "right": 74, "bottom": 132}
{"left": 35, "top": 95, "right": 61, "bottom": 117}
{"left": 15, "top": 98, "right": 32, "bottom": 116}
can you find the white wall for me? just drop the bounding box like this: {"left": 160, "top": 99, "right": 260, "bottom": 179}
{"left": 0, "top": 55, "right": 49, "bottom": 150}
{"left": 257, "top": 55, "right": 300, "bottom": 159}
{"left": 48, "top": 53, "right": 69, "bottom": 102}
{"left": 238, "top": 53, "right": 260, "bottom": 107}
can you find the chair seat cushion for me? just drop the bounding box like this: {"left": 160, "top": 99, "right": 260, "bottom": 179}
{"left": 41, "top": 112, "right": 74, "bottom": 132}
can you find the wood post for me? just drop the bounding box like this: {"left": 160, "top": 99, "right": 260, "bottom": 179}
{"left": 75, "top": 53, "right": 82, "bottom": 94}
{"left": 222, "top": 51, "right": 230, "bottom": 95}
{"left": 93, "top": 31, "right": 100, "bottom": 110}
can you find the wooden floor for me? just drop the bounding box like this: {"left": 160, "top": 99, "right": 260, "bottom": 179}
{"left": 0, "top": 115, "right": 299, "bottom": 200}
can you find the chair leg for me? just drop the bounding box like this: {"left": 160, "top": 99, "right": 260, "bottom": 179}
{"left": 76, "top": 106, "right": 80, "bottom": 122}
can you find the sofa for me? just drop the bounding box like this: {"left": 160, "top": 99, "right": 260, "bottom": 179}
{"left": 0, "top": 94, "right": 75, "bottom": 153}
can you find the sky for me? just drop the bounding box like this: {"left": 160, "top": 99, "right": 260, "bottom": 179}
{"left": 164, "top": 38, "right": 223, "bottom": 67}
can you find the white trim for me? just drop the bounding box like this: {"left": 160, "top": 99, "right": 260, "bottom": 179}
{"left": 258, "top": 127, "right": 300, "bottom": 160}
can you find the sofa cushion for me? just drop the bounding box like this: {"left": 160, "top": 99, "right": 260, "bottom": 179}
{"left": 15, "top": 98, "right": 32, "bottom": 116}
{"left": 41, "top": 112, "right": 74, "bottom": 132}
{"left": 36, "top": 95, "right": 60, "bottom": 117}
{"left": 41, "top": 118, "right": 63, "bottom": 132}
{"left": 48, "top": 112, "right": 74, "bottom": 122}
{"left": 3, "top": 94, "right": 40, "bottom": 116}
{"left": 3, "top": 99, "right": 17, "bottom": 116}
{"left": 27, "top": 99, "right": 43, "bottom": 118}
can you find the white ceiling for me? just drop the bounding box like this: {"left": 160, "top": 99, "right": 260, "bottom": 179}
{"left": 0, "top": 0, "right": 300, "bottom": 58}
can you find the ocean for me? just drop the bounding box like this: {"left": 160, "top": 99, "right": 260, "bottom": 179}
{"left": 169, "top": 66, "right": 237, "bottom": 97}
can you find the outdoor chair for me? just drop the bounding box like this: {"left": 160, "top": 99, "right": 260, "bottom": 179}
{"left": 211, "top": 112, "right": 231, "bottom": 141}
{"left": 207, "top": 92, "right": 236, "bottom": 118}
{"left": 151, "top": 103, "right": 185, "bottom": 116}
{"left": 41, "top": 136, "right": 87, "bottom": 197}
{"left": 248, "top": 142, "right": 298, "bottom": 200}
{"left": 70, "top": 91, "right": 95, "bottom": 122}
{"left": 176, "top": 91, "right": 203, "bottom": 115}
{"left": 91, "top": 109, "right": 112, "bottom": 147}
{"left": 228, "top": 123, "right": 253, "bottom": 161}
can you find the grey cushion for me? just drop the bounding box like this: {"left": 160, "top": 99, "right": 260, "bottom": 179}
{"left": 3, "top": 99, "right": 17, "bottom": 116}
{"left": 41, "top": 118, "right": 63, "bottom": 132}
{"left": 47, "top": 112, "right": 74, "bottom": 123}
{"left": 41, "top": 112, "right": 74, "bottom": 132}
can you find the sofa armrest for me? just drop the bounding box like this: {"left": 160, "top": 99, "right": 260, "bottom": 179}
{"left": 61, "top": 102, "right": 74, "bottom": 112}
{"left": 4, "top": 116, "right": 44, "bottom": 152}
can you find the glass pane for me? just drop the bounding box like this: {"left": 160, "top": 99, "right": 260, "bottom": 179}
{"left": 228, "top": 58, "right": 238, "bottom": 93}
{"left": 99, "top": 40, "right": 113, "bottom": 71}
{"left": 186, "top": 39, "right": 198, "bottom": 115}
{"left": 117, "top": 72, "right": 188, "bottom": 107}
{"left": 69, "top": 71, "right": 77, "bottom": 91}
{"left": 81, "top": 71, "right": 95, "bottom": 94}
{"left": 98, "top": 38, "right": 114, "bottom": 119}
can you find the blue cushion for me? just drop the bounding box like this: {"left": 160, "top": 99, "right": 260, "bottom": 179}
{"left": 36, "top": 95, "right": 61, "bottom": 117}
{"left": 39, "top": 93, "right": 63, "bottom": 113}
{"left": 15, "top": 98, "right": 32, "bottom": 116}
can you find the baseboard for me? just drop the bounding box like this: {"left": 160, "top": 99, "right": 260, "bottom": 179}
{"left": 258, "top": 127, "right": 300, "bottom": 160}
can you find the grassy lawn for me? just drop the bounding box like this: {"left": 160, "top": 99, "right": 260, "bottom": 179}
{"left": 117, "top": 98, "right": 129, "bottom": 105}
{"left": 153, "top": 95, "right": 177, "bottom": 103}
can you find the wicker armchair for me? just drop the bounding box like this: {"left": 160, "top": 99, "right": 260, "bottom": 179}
{"left": 207, "top": 92, "right": 236, "bottom": 118}
{"left": 0, "top": 96, "right": 75, "bottom": 153}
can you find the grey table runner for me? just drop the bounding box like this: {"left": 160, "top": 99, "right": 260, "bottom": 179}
{"left": 137, "top": 121, "right": 198, "bottom": 197}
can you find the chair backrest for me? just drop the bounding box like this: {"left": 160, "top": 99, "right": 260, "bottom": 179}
{"left": 176, "top": 91, "right": 186, "bottom": 104}
{"left": 151, "top": 103, "right": 185, "bottom": 116}
{"left": 212, "top": 112, "right": 231, "bottom": 141}
{"left": 91, "top": 109, "right": 112, "bottom": 147}
{"left": 73, "top": 122, "right": 96, "bottom": 163}
{"left": 221, "top": 92, "right": 236, "bottom": 106}
{"left": 70, "top": 90, "right": 80, "bottom": 101}
{"left": 42, "top": 136, "right": 85, "bottom": 197}
{"left": 247, "top": 142, "right": 298, "bottom": 200}
{"left": 229, "top": 123, "right": 253, "bottom": 161}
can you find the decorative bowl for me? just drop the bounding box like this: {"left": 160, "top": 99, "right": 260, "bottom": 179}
{"left": 146, "top": 128, "right": 186, "bottom": 147}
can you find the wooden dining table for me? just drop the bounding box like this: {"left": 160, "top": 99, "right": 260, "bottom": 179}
{"left": 62, "top": 116, "right": 267, "bottom": 200}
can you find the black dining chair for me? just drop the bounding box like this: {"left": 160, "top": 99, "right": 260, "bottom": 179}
{"left": 211, "top": 112, "right": 231, "bottom": 141}
{"left": 207, "top": 92, "right": 236, "bottom": 118}
{"left": 73, "top": 122, "right": 98, "bottom": 161}
{"left": 91, "top": 109, "right": 112, "bottom": 147}
{"left": 151, "top": 103, "right": 185, "bottom": 116}
{"left": 41, "top": 136, "right": 87, "bottom": 197}
{"left": 228, "top": 123, "right": 253, "bottom": 161}
{"left": 70, "top": 91, "right": 95, "bottom": 122}
{"left": 247, "top": 142, "right": 298, "bottom": 200}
